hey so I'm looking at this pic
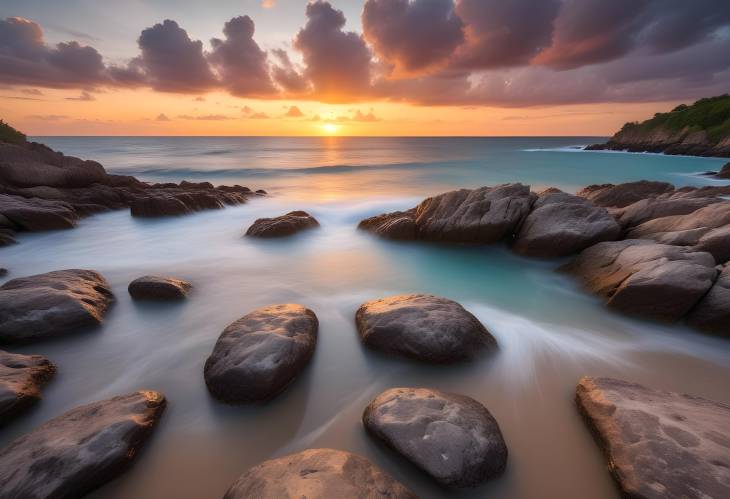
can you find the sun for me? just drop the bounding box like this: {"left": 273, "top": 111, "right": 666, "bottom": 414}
{"left": 322, "top": 123, "right": 339, "bottom": 135}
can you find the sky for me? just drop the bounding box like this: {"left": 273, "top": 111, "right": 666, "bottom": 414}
{"left": 0, "top": 0, "right": 729, "bottom": 136}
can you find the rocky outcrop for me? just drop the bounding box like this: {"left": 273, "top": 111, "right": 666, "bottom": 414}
{"left": 513, "top": 191, "right": 621, "bottom": 258}
{"left": 0, "top": 350, "right": 55, "bottom": 424}
{"left": 128, "top": 275, "right": 192, "bottom": 300}
{"left": 0, "top": 194, "right": 78, "bottom": 231}
{"left": 204, "top": 304, "right": 318, "bottom": 403}
{"left": 717, "top": 162, "right": 730, "bottom": 178}
{"left": 245, "top": 211, "right": 320, "bottom": 238}
{"left": 576, "top": 181, "right": 674, "bottom": 208}
{"left": 355, "top": 294, "right": 496, "bottom": 363}
{"left": 687, "top": 264, "right": 730, "bottom": 336}
{"left": 0, "top": 390, "right": 166, "bottom": 499}
{"left": 562, "top": 240, "right": 717, "bottom": 321}
{"left": 222, "top": 448, "right": 416, "bottom": 499}
{"left": 357, "top": 209, "right": 417, "bottom": 240}
{"left": 616, "top": 195, "right": 721, "bottom": 229}
{"left": 0, "top": 269, "right": 114, "bottom": 343}
{"left": 363, "top": 387, "right": 508, "bottom": 488}
{"left": 576, "top": 377, "right": 730, "bottom": 499}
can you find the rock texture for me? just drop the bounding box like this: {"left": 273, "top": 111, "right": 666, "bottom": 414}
{"left": 204, "top": 304, "right": 318, "bottom": 403}
{"left": 245, "top": 211, "right": 320, "bottom": 238}
{"left": 128, "top": 275, "right": 192, "bottom": 300}
{"left": 357, "top": 209, "right": 417, "bottom": 240}
{"left": 355, "top": 294, "right": 496, "bottom": 363}
{"left": 0, "top": 390, "right": 166, "bottom": 499}
{"left": 0, "top": 269, "right": 114, "bottom": 343}
{"left": 562, "top": 240, "right": 717, "bottom": 321}
{"left": 717, "top": 162, "right": 730, "bottom": 179}
{"left": 576, "top": 377, "right": 730, "bottom": 499}
{"left": 576, "top": 181, "right": 674, "bottom": 208}
{"left": 687, "top": 264, "right": 730, "bottom": 336}
{"left": 0, "top": 350, "right": 55, "bottom": 424}
{"left": 222, "top": 448, "right": 416, "bottom": 499}
{"left": 363, "top": 387, "right": 508, "bottom": 487}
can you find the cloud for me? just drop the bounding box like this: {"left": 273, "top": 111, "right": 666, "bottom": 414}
{"left": 331, "top": 109, "right": 380, "bottom": 122}
{"left": 177, "top": 114, "right": 234, "bottom": 120}
{"left": 249, "top": 112, "right": 269, "bottom": 119}
{"left": 271, "top": 48, "right": 309, "bottom": 93}
{"left": 26, "top": 114, "right": 68, "bottom": 120}
{"left": 21, "top": 88, "right": 43, "bottom": 95}
{"left": 65, "top": 90, "right": 95, "bottom": 101}
{"left": 284, "top": 105, "right": 304, "bottom": 117}
{"left": 45, "top": 24, "right": 100, "bottom": 42}
{"left": 241, "top": 105, "right": 254, "bottom": 114}
{"left": 156, "top": 113, "right": 171, "bottom": 121}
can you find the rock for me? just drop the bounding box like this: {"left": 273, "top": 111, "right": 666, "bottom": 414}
{"left": 363, "top": 387, "right": 508, "bottom": 488}
{"left": 179, "top": 180, "right": 214, "bottom": 190}
{"left": 358, "top": 209, "right": 417, "bottom": 240}
{"left": 0, "top": 269, "right": 114, "bottom": 343}
{"left": 255, "top": 189, "right": 267, "bottom": 195}
{"left": 576, "top": 181, "right": 674, "bottom": 208}
{"left": 0, "top": 194, "right": 78, "bottom": 231}
{"left": 222, "top": 448, "right": 416, "bottom": 499}
{"left": 0, "top": 390, "right": 166, "bottom": 499}
{"left": 204, "top": 304, "right": 318, "bottom": 403}
{"left": 355, "top": 294, "right": 496, "bottom": 363}
{"left": 576, "top": 377, "right": 730, "bottom": 499}
{"left": 693, "top": 225, "right": 730, "bottom": 264}
{"left": 617, "top": 195, "right": 721, "bottom": 228}
{"left": 130, "top": 191, "right": 225, "bottom": 217}
{"left": 0, "top": 350, "right": 55, "bottom": 424}
{"left": 245, "top": 211, "right": 320, "bottom": 238}
{"left": 562, "top": 240, "right": 717, "bottom": 321}
{"left": 716, "top": 162, "right": 730, "bottom": 179}
{"left": 687, "top": 264, "right": 730, "bottom": 336}
{"left": 128, "top": 275, "right": 191, "bottom": 300}
{"left": 513, "top": 191, "right": 621, "bottom": 258}
{"left": 0, "top": 268, "right": 6, "bottom": 276}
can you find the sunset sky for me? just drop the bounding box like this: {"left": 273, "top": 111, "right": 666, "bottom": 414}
{"left": 1, "top": 0, "right": 728, "bottom": 136}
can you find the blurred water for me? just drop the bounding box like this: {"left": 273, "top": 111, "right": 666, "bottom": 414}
{"left": 1, "top": 137, "right": 729, "bottom": 499}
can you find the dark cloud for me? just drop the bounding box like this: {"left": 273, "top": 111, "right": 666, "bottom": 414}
{"left": 156, "top": 113, "right": 171, "bottom": 121}
{"left": 65, "top": 90, "right": 95, "bottom": 101}
{"left": 271, "top": 48, "right": 309, "bottom": 93}
{"left": 21, "top": 88, "right": 43, "bottom": 95}
{"left": 641, "top": 0, "right": 730, "bottom": 54}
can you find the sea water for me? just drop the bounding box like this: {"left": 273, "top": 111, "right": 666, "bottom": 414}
{"left": 1, "top": 137, "right": 729, "bottom": 499}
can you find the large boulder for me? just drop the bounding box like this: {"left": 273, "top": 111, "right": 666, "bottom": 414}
{"left": 0, "top": 194, "right": 78, "bottom": 231}
{"left": 204, "top": 304, "right": 318, "bottom": 403}
{"left": 245, "top": 211, "right": 320, "bottom": 238}
{"left": 0, "top": 390, "right": 166, "bottom": 499}
{"left": 0, "top": 269, "right": 114, "bottom": 343}
{"left": 128, "top": 275, "right": 192, "bottom": 300}
{"left": 576, "top": 377, "right": 730, "bottom": 499}
{"left": 363, "top": 387, "right": 508, "bottom": 488}
{"left": 562, "top": 240, "right": 717, "bottom": 321}
{"left": 355, "top": 294, "right": 496, "bottom": 363}
{"left": 687, "top": 264, "right": 730, "bottom": 336}
{"left": 358, "top": 209, "right": 417, "bottom": 240}
{"left": 222, "top": 448, "right": 416, "bottom": 499}
{"left": 616, "top": 195, "right": 721, "bottom": 229}
{"left": 513, "top": 191, "right": 621, "bottom": 258}
{"left": 0, "top": 350, "right": 55, "bottom": 424}
{"left": 576, "top": 181, "right": 674, "bottom": 208}
{"left": 693, "top": 225, "right": 730, "bottom": 264}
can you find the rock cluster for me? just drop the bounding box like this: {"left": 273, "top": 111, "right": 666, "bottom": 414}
{"left": 245, "top": 210, "right": 320, "bottom": 237}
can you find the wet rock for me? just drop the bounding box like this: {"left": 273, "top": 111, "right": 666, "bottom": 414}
{"left": 356, "top": 294, "right": 496, "bottom": 363}
{"left": 222, "top": 448, "right": 416, "bottom": 499}
{"left": 363, "top": 387, "right": 508, "bottom": 488}
{"left": 0, "top": 350, "right": 55, "bottom": 424}
{"left": 128, "top": 275, "right": 192, "bottom": 300}
{"left": 687, "top": 264, "right": 730, "bottom": 336}
{"left": 245, "top": 211, "right": 320, "bottom": 238}
{"left": 576, "top": 181, "right": 674, "bottom": 208}
{"left": 0, "top": 194, "right": 78, "bottom": 231}
{"left": 0, "top": 390, "right": 166, "bottom": 499}
{"left": 0, "top": 269, "right": 114, "bottom": 343}
{"left": 513, "top": 191, "right": 621, "bottom": 258}
{"left": 717, "top": 162, "right": 730, "bottom": 179}
{"left": 562, "top": 240, "right": 717, "bottom": 321}
{"left": 255, "top": 189, "right": 267, "bottom": 195}
{"left": 130, "top": 191, "right": 224, "bottom": 217}
{"left": 179, "top": 180, "right": 214, "bottom": 190}
{"left": 576, "top": 377, "right": 730, "bottom": 499}
{"left": 204, "top": 304, "right": 318, "bottom": 403}
{"left": 0, "top": 267, "right": 6, "bottom": 276}
{"left": 358, "top": 209, "right": 417, "bottom": 240}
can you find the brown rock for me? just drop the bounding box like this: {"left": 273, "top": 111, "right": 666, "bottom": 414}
{"left": 576, "top": 181, "right": 674, "bottom": 208}
{"left": 245, "top": 211, "right": 319, "bottom": 238}
{"left": 0, "top": 350, "right": 55, "bottom": 424}
{"left": 128, "top": 275, "right": 192, "bottom": 300}
{"left": 687, "top": 264, "right": 730, "bottom": 336}
{"left": 716, "top": 162, "right": 730, "bottom": 179}
{"left": 0, "top": 194, "right": 77, "bottom": 231}
{"left": 358, "top": 209, "right": 417, "bottom": 240}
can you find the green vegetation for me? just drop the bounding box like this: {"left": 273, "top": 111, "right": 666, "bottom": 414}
{"left": 0, "top": 119, "right": 26, "bottom": 145}
{"left": 620, "top": 94, "right": 730, "bottom": 143}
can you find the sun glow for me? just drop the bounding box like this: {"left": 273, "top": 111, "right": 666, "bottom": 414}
{"left": 322, "top": 123, "right": 339, "bottom": 135}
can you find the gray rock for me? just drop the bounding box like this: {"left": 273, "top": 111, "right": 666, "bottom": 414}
{"left": 245, "top": 211, "right": 319, "bottom": 238}
{"left": 627, "top": 201, "right": 730, "bottom": 248}
{"left": 0, "top": 350, "right": 55, "bottom": 424}
{"left": 687, "top": 264, "right": 730, "bottom": 336}
{"left": 128, "top": 275, "right": 191, "bottom": 300}
{"left": 0, "top": 269, "right": 114, "bottom": 343}
{"left": 222, "top": 448, "right": 416, "bottom": 499}
{"left": 0, "top": 390, "right": 166, "bottom": 499}
{"left": 693, "top": 225, "right": 730, "bottom": 264}
{"left": 562, "top": 240, "right": 717, "bottom": 321}
{"left": 0, "top": 194, "right": 78, "bottom": 231}
{"left": 513, "top": 191, "right": 621, "bottom": 258}
{"left": 358, "top": 209, "right": 417, "bottom": 240}
{"left": 204, "top": 304, "right": 318, "bottom": 403}
{"left": 363, "top": 387, "right": 508, "bottom": 487}
{"left": 576, "top": 181, "right": 674, "bottom": 208}
{"left": 355, "top": 294, "right": 496, "bottom": 363}
{"left": 576, "top": 377, "right": 730, "bottom": 499}
{"left": 617, "top": 195, "right": 721, "bottom": 228}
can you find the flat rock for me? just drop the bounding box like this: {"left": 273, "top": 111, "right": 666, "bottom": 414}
{"left": 222, "top": 448, "right": 416, "bottom": 499}
{"left": 0, "top": 269, "right": 114, "bottom": 343}
{"left": 0, "top": 350, "right": 55, "bottom": 424}
{"left": 617, "top": 195, "right": 721, "bottom": 229}
{"left": 204, "top": 304, "right": 318, "bottom": 403}
{"left": 577, "top": 181, "right": 674, "bottom": 208}
{"left": 128, "top": 275, "right": 191, "bottom": 300}
{"left": 513, "top": 191, "right": 621, "bottom": 258}
{"left": 130, "top": 191, "right": 224, "bottom": 217}
{"left": 355, "top": 294, "right": 496, "bottom": 363}
{"left": 245, "top": 210, "right": 319, "bottom": 238}
{"left": 363, "top": 387, "right": 508, "bottom": 487}
{"left": 576, "top": 377, "right": 730, "bottom": 499}
{"left": 0, "top": 390, "right": 166, "bottom": 499}
{"left": 687, "top": 264, "right": 730, "bottom": 336}
{"left": 562, "top": 240, "right": 717, "bottom": 321}
{"left": 0, "top": 194, "right": 78, "bottom": 231}
{"left": 627, "top": 201, "right": 730, "bottom": 246}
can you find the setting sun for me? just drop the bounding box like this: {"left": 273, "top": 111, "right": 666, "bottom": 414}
{"left": 322, "top": 123, "right": 339, "bottom": 135}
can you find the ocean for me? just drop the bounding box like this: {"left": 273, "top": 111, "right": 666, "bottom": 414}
{"left": 2, "top": 136, "right": 729, "bottom": 499}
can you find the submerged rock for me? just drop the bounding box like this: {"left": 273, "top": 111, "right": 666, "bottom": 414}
{"left": 0, "top": 390, "right": 166, "bottom": 499}
{"left": 356, "top": 294, "right": 496, "bottom": 363}
{"left": 245, "top": 211, "right": 320, "bottom": 238}
{"left": 363, "top": 387, "right": 508, "bottom": 487}
{"left": 0, "top": 269, "right": 114, "bottom": 343}
{"left": 0, "top": 350, "right": 55, "bottom": 424}
{"left": 687, "top": 264, "right": 730, "bottom": 336}
{"left": 576, "top": 181, "right": 674, "bottom": 208}
{"left": 204, "top": 304, "right": 318, "bottom": 403}
{"left": 576, "top": 377, "right": 730, "bottom": 499}
{"left": 128, "top": 275, "right": 192, "bottom": 300}
{"left": 222, "top": 448, "right": 416, "bottom": 499}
